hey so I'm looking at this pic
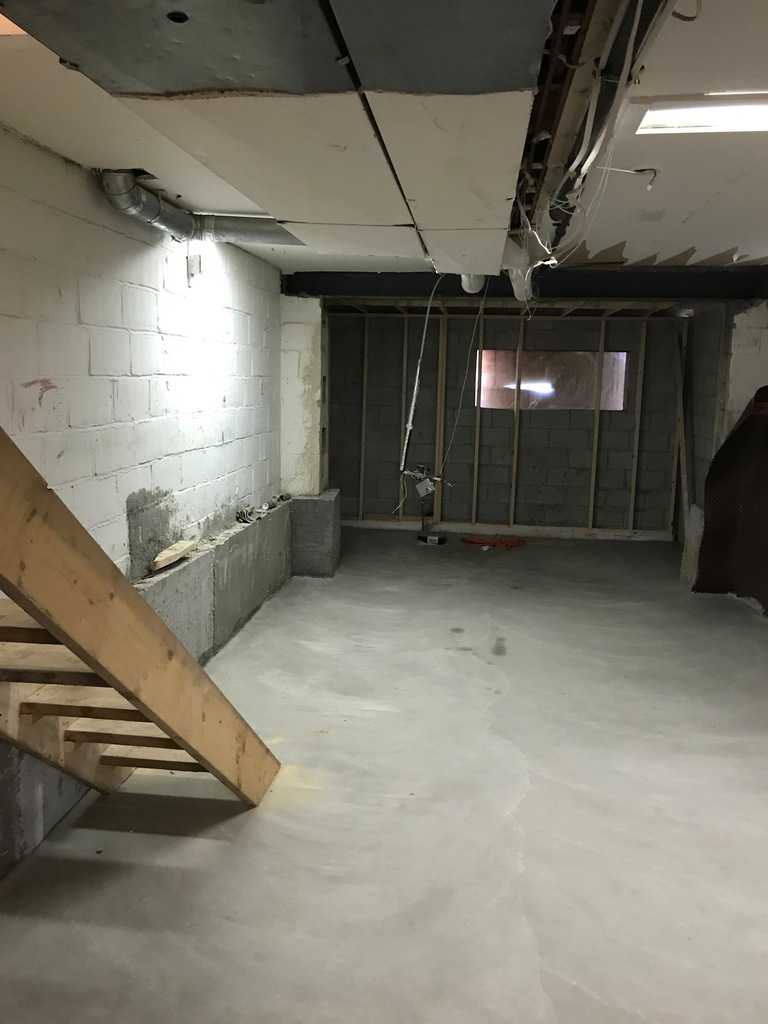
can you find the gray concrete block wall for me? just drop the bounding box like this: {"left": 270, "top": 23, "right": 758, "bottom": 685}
{"left": 328, "top": 316, "right": 364, "bottom": 517}
{"left": 403, "top": 317, "right": 439, "bottom": 518}
{"left": 476, "top": 317, "right": 517, "bottom": 523}
{"left": 686, "top": 304, "right": 727, "bottom": 507}
{"left": 363, "top": 317, "right": 403, "bottom": 517}
{"left": 635, "top": 320, "right": 677, "bottom": 530}
{"left": 443, "top": 318, "right": 477, "bottom": 522}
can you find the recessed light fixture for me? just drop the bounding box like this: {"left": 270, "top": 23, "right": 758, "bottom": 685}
{"left": 637, "top": 102, "right": 768, "bottom": 135}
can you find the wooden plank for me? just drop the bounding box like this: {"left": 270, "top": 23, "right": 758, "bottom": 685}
{"left": 588, "top": 321, "right": 606, "bottom": 529}
{"left": 0, "top": 599, "right": 60, "bottom": 644}
{"left": 0, "top": 642, "right": 107, "bottom": 686}
{"left": 627, "top": 323, "right": 647, "bottom": 530}
{"left": 433, "top": 313, "right": 448, "bottom": 521}
{"left": 20, "top": 685, "right": 147, "bottom": 722}
{"left": 65, "top": 719, "right": 179, "bottom": 749}
{"left": 358, "top": 317, "right": 369, "bottom": 520}
{"left": 101, "top": 746, "right": 206, "bottom": 772}
{"left": 471, "top": 312, "right": 484, "bottom": 524}
{"left": 0, "top": 427, "right": 279, "bottom": 806}
{"left": 509, "top": 318, "right": 525, "bottom": 525}
{"left": 150, "top": 539, "right": 196, "bottom": 573}
{"left": 0, "top": 682, "right": 131, "bottom": 792}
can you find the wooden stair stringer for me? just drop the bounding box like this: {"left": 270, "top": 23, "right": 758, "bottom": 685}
{"left": 0, "top": 427, "right": 280, "bottom": 805}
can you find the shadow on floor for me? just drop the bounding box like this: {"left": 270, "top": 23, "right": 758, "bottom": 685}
{"left": 74, "top": 790, "right": 249, "bottom": 838}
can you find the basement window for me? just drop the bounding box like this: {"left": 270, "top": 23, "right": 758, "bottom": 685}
{"left": 637, "top": 102, "right": 768, "bottom": 134}
{"left": 478, "top": 350, "right": 627, "bottom": 411}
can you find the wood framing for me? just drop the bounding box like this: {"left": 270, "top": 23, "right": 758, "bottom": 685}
{"left": 471, "top": 312, "right": 484, "bottom": 524}
{"left": 0, "top": 427, "right": 280, "bottom": 806}
{"left": 627, "top": 322, "right": 648, "bottom": 530}
{"left": 587, "top": 321, "right": 607, "bottom": 528}
{"left": 358, "top": 317, "right": 369, "bottom": 520}
{"left": 434, "top": 313, "right": 448, "bottom": 520}
{"left": 509, "top": 318, "right": 525, "bottom": 526}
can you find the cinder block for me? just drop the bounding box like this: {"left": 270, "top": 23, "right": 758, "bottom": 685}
{"left": 135, "top": 548, "right": 215, "bottom": 660}
{"left": 90, "top": 327, "right": 130, "bottom": 376}
{"left": 608, "top": 451, "right": 633, "bottom": 470}
{"left": 291, "top": 490, "right": 341, "bottom": 577}
{"left": 212, "top": 503, "right": 291, "bottom": 648}
{"left": 38, "top": 323, "right": 89, "bottom": 376}
{"left": 93, "top": 424, "right": 137, "bottom": 475}
{"left": 12, "top": 379, "right": 67, "bottom": 433}
{"left": 114, "top": 378, "right": 150, "bottom": 422}
{"left": 69, "top": 378, "right": 113, "bottom": 428}
{"left": 130, "top": 331, "right": 163, "bottom": 375}
{"left": 39, "top": 430, "right": 94, "bottom": 486}
{"left": 123, "top": 285, "right": 158, "bottom": 331}
{"left": 79, "top": 276, "right": 122, "bottom": 327}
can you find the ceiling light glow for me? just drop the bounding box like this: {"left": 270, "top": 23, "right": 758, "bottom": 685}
{"left": 503, "top": 381, "right": 555, "bottom": 395}
{"left": 637, "top": 103, "right": 768, "bottom": 134}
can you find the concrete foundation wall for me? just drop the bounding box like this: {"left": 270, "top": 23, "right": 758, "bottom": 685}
{"left": 291, "top": 490, "right": 341, "bottom": 577}
{"left": 280, "top": 296, "right": 324, "bottom": 496}
{"left": 329, "top": 312, "right": 690, "bottom": 532}
{"left": 0, "top": 125, "right": 288, "bottom": 880}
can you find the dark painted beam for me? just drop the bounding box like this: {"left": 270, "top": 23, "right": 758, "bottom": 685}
{"left": 283, "top": 268, "right": 768, "bottom": 301}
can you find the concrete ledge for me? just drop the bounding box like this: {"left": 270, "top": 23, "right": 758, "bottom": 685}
{"left": 291, "top": 489, "right": 341, "bottom": 576}
{"left": 211, "top": 503, "right": 291, "bottom": 649}
{"left": 135, "top": 502, "right": 291, "bottom": 661}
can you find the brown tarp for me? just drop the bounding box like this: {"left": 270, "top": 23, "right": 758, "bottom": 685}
{"left": 694, "top": 386, "right": 768, "bottom": 611}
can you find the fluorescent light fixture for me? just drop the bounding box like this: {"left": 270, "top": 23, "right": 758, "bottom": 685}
{"left": 637, "top": 102, "right": 768, "bottom": 134}
{"left": 504, "top": 380, "right": 555, "bottom": 395}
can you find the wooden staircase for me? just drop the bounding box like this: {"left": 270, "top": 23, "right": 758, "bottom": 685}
{"left": 0, "top": 427, "right": 280, "bottom": 805}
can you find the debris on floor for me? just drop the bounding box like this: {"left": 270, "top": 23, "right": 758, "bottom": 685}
{"left": 462, "top": 535, "right": 525, "bottom": 551}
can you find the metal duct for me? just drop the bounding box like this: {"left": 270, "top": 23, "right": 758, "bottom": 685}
{"left": 100, "top": 171, "right": 304, "bottom": 247}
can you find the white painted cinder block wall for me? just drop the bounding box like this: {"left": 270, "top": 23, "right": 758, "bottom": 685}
{"left": 280, "top": 295, "right": 323, "bottom": 496}
{"left": 724, "top": 301, "right": 768, "bottom": 437}
{"left": 0, "top": 126, "right": 281, "bottom": 575}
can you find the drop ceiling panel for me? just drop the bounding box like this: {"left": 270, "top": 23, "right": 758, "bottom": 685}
{"left": 421, "top": 230, "right": 511, "bottom": 275}
{"left": 566, "top": 105, "right": 768, "bottom": 266}
{"left": 242, "top": 245, "right": 430, "bottom": 273}
{"left": 3, "top": 0, "right": 348, "bottom": 95}
{"left": 331, "top": 0, "right": 554, "bottom": 93}
{"left": 0, "top": 36, "right": 263, "bottom": 214}
{"left": 368, "top": 92, "right": 533, "bottom": 232}
{"left": 636, "top": 0, "right": 768, "bottom": 97}
{"left": 125, "top": 94, "right": 411, "bottom": 226}
{"left": 282, "top": 225, "right": 423, "bottom": 259}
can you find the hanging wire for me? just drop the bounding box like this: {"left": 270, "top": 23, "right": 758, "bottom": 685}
{"left": 440, "top": 279, "right": 490, "bottom": 477}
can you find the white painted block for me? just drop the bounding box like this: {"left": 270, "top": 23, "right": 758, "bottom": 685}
{"left": 90, "top": 326, "right": 130, "bottom": 375}
{"left": 12, "top": 379, "right": 67, "bottom": 433}
{"left": 123, "top": 285, "right": 158, "bottom": 330}
{"left": 114, "top": 378, "right": 150, "bottom": 422}
{"left": 59, "top": 474, "right": 122, "bottom": 528}
{"left": 39, "top": 430, "right": 94, "bottom": 486}
{"left": 93, "top": 424, "right": 138, "bottom": 475}
{"left": 79, "top": 275, "right": 122, "bottom": 326}
{"left": 68, "top": 378, "right": 113, "bottom": 428}
{"left": 0, "top": 316, "right": 39, "bottom": 379}
{"left": 38, "top": 322, "right": 90, "bottom": 376}
{"left": 130, "top": 331, "right": 163, "bottom": 375}
{"left": 150, "top": 454, "right": 183, "bottom": 492}
{"left": 91, "top": 516, "right": 130, "bottom": 563}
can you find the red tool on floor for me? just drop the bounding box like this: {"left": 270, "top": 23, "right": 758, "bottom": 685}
{"left": 461, "top": 535, "right": 525, "bottom": 550}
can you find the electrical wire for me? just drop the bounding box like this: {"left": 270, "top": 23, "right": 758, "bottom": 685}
{"left": 439, "top": 279, "right": 489, "bottom": 477}
{"left": 399, "top": 274, "right": 444, "bottom": 474}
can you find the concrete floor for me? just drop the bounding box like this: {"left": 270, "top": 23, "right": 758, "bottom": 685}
{"left": 2, "top": 531, "right": 768, "bottom": 1022}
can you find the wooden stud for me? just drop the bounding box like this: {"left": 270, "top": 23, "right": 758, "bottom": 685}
{"left": 0, "top": 427, "right": 280, "bottom": 806}
{"left": 0, "top": 642, "right": 107, "bottom": 686}
{"left": 399, "top": 315, "right": 408, "bottom": 520}
{"left": 434, "top": 312, "right": 448, "bottom": 521}
{"left": 100, "top": 746, "right": 206, "bottom": 772}
{"left": 0, "top": 599, "right": 60, "bottom": 644}
{"left": 0, "top": 682, "right": 132, "bottom": 792}
{"left": 65, "top": 719, "right": 180, "bottom": 749}
{"left": 588, "top": 321, "right": 607, "bottom": 529}
{"left": 358, "top": 317, "right": 369, "bottom": 520}
{"left": 509, "top": 318, "right": 525, "bottom": 526}
{"left": 627, "top": 322, "right": 648, "bottom": 530}
{"left": 471, "top": 312, "right": 484, "bottom": 524}
{"left": 20, "top": 685, "right": 148, "bottom": 722}
{"left": 669, "top": 319, "right": 690, "bottom": 533}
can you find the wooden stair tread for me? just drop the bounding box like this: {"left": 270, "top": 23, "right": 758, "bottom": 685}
{"left": 0, "top": 600, "right": 60, "bottom": 644}
{"left": 20, "top": 685, "right": 147, "bottom": 722}
{"left": 0, "top": 642, "right": 106, "bottom": 685}
{"left": 101, "top": 746, "right": 206, "bottom": 772}
{"left": 66, "top": 719, "right": 178, "bottom": 749}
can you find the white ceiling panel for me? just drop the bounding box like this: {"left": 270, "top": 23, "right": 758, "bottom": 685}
{"left": 421, "top": 229, "right": 510, "bottom": 275}
{"left": 124, "top": 94, "right": 411, "bottom": 226}
{"left": 637, "top": 0, "right": 768, "bottom": 98}
{"left": 240, "top": 245, "right": 430, "bottom": 273}
{"left": 0, "top": 35, "right": 264, "bottom": 214}
{"left": 564, "top": 103, "right": 768, "bottom": 266}
{"left": 282, "top": 224, "right": 423, "bottom": 259}
{"left": 367, "top": 91, "right": 532, "bottom": 231}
